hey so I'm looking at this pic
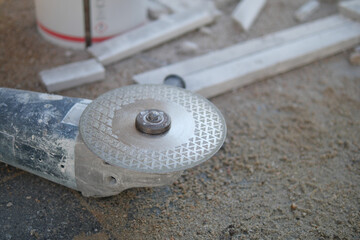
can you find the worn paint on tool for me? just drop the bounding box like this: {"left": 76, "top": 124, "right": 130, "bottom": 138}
{"left": 0, "top": 88, "right": 89, "bottom": 189}
{"left": 62, "top": 102, "right": 91, "bottom": 126}
{"left": 39, "top": 93, "right": 64, "bottom": 101}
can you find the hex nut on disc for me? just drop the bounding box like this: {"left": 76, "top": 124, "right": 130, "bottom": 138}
{"left": 135, "top": 109, "right": 171, "bottom": 135}
{"left": 79, "top": 84, "right": 227, "bottom": 173}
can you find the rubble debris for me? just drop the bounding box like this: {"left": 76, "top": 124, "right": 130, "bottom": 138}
{"left": 177, "top": 41, "right": 199, "bottom": 55}
{"left": 147, "top": 0, "right": 170, "bottom": 20}
{"left": 64, "top": 50, "right": 73, "bottom": 58}
{"left": 295, "top": 0, "right": 320, "bottom": 22}
{"left": 184, "top": 18, "right": 360, "bottom": 98}
{"left": 232, "top": 0, "right": 267, "bottom": 31}
{"left": 134, "top": 15, "right": 350, "bottom": 86}
{"left": 40, "top": 59, "right": 105, "bottom": 92}
{"left": 349, "top": 51, "right": 360, "bottom": 65}
{"left": 199, "top": 26, "right": 213, "bottom": 35}
{"left": 339, "top": 0, "right": 360, "bottom": 22}
{"left": 88, "top": 2, "right": 219, "bottom": 65}
{"left": 135, "top": 15, "right": 360, "bottom": 98}
{"left": 291, "top": 203, "right": 297, "bottom": 211}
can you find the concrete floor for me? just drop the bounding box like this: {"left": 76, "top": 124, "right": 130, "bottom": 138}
{"left": 0, "top": 0, "right": 359, "bottom": 239}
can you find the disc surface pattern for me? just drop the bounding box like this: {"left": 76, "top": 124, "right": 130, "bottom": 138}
{"left": 80, "top": 85, "right": 226, "bottom": 173}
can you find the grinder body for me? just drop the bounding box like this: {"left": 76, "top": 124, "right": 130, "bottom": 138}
{"left": 0, "top": 88, "right": 86, "bottom": 189}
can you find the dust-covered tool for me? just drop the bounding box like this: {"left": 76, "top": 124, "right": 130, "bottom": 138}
{"left": 0, "top": 85, "right": 226, "bottom": 197}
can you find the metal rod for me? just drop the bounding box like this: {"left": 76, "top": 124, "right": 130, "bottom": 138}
{"left": 83, "top": 0, "right": 92, "bottom": 47}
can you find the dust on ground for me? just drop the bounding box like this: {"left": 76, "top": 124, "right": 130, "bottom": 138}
{"left": 0, "top": 0, "right": 359, "bottom": 239}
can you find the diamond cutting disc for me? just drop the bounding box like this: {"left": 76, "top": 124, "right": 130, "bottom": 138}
{"left": 79, "top": 84, "right": 226, "bottom": 173}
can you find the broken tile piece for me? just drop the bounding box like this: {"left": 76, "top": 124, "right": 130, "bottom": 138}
{"left": 147, "top": 0, "right": 170, "bottom": 20}
{"left": 199, "top": 26, "right": 213, "bottom": 35}
{"left": 339, "top": 0, "right": 360, "bottom": 22}
{"left": 185, "top": 20, "right": 360, "bottom": 98}
{"left": 134, "top": 15, "right": 348, "bottom": 85}
{"left": 177, "top": 41, "right": 199, "bottom": 55}
{"left": 40, "top": 59, "right": 105, "bottom": 92}
{"left": 232, "top": 0, "right": 267, "bottom": 31}
{"left": 295, "top": 0, "right": 320, "bottom": 22}
{"left": 88, "top": 3, "right": 219, "bottom": 65}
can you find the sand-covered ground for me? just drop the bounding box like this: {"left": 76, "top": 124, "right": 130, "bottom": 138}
{"left": 0, "top": 0, "right": 359, "bottom": 239}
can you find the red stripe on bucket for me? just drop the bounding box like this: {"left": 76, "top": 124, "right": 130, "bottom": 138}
{"left": 37, "top": 22, "right": 85, "bottom": 43}
{"left": 92, "top": 35, "right": 116, "bottom": 43}
{"left": 38, "top": 21, "right": 147, "bottom": 44}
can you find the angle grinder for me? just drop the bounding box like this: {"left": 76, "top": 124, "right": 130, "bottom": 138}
{"left": 0, "top": 84, "right": 226, "bottom": 197}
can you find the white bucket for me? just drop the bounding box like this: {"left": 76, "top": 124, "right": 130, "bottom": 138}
{"left": 34, "top": 0, "right": 148, "bottom": 49}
